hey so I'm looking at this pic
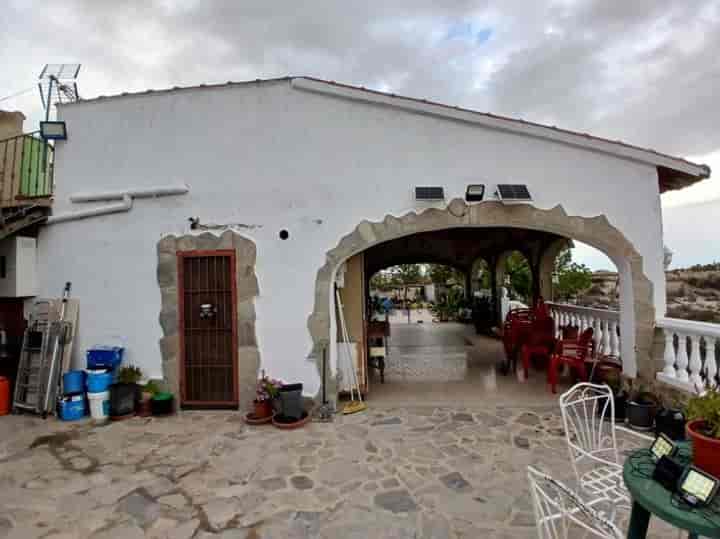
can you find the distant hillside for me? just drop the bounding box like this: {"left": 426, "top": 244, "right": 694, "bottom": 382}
{"left": 666, "top": 264, "right": 720, "bottom": 323}
{"left": 574, "top": 265, "right": 720, "bottom": 324}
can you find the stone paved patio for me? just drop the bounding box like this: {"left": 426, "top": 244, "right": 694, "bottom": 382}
{"left": 0, "top": 404, "right": 682, "bottom": 538}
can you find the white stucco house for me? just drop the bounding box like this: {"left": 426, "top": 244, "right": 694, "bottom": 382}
{"left": 24, "top": 76, "right": 715, "bottom": 408}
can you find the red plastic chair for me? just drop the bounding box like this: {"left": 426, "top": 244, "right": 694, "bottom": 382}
{"left": 520, "top": 316, "right": 556, "bottom": 379}
{"left": 503, "top": 309, "right": 533, "bottom": 374}
{"left": 548, "top": 327, "right": 594, "bottom": 393}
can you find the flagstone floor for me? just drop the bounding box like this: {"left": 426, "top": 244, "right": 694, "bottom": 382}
{"left": 0, "top": 404, "right": 680, "bottom": 539}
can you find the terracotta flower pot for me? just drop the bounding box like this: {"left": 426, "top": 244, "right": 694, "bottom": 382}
{"left": 686, "top": 419, "right": 720, "bottom": 478}
{"left": 253, "top": 399, "right": 273, "bottom": 419}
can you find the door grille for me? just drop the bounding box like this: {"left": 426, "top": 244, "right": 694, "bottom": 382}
{"left": 179, "top": 252, "right": 237, "bottom": 406}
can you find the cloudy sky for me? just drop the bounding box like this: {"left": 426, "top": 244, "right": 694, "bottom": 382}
{"left": 2, "top": 0, "right": 719, "bottom": 268}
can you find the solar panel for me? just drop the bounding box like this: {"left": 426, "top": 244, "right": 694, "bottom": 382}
{"left": 415, "top": 186, "right": 445, "bottom": 201}
{"left": 497, "top": 184, "right": 531, "bottom": 202}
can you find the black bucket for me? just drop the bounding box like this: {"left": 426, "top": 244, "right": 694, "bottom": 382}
{"left": 109, "top": 383, "right": 139, "bottom": 418}
{"left": 278, "top": 383, "right": 303, "bottom": 421}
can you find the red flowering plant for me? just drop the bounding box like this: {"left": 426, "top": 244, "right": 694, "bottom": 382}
{"left": 255, "top": 371, "right": 282, "bottom": 403}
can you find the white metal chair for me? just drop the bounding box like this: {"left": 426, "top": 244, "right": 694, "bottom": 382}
{"left": 528, "top": 466, "right": 623, "bottom": 539}
{"left": 559, "top": 382, "right": 631, "bottom": 513}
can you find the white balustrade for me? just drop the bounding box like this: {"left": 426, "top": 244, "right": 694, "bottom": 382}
{"left": 656, "top": 317, "right": 720, "bottom": 393}
{"left": 546, "top": 302, "right": 621, "bottom": 362}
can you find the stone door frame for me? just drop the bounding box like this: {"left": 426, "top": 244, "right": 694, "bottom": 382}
{"left": 157, "top": 231, "right": 260, "bottom": 409}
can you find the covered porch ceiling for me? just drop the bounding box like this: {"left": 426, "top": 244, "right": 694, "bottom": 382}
{"left": 363, "top": 226, "right": 567, "bottom": 276}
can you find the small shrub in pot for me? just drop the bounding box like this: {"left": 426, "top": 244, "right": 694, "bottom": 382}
{"left": 685, "top": 386, "right": 720, "bottom": 478}
{"left": 109, "top": 365, "right": 142, "bottom": 419}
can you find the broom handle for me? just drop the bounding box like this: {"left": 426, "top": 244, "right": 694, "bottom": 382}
{"left": 341, "top": 295, "right": 362, "bottom": 403}
{"left": 336, "top": 289, "right": 360, "bottom": 402}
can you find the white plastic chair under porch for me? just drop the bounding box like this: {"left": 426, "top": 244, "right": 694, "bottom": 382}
{"left": 527, "top": 466, "right": 623, "bottom": 539}
{"left": 559, "top": 382, "right": 631, "bottom": 514}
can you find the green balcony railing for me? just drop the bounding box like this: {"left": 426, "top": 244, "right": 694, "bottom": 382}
{"left": 0, "top": 132, "right": 54, "bottom": 206}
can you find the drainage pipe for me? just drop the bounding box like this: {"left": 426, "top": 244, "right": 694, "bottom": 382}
{"left": 46, "top": 194, "right": 133, "bottom": 225}
{"left": 70, "top": 185, "right": 189, "bottom": 203}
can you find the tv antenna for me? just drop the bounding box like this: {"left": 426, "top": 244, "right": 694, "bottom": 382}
{"left": 38, "top": 64, "right": 81, "bottom": 121}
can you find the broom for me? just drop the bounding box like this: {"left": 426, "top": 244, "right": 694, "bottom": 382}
{"left": 335, "top": 288, "right": 367, "bottom": 415}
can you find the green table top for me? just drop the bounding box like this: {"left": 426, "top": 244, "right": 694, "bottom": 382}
{"left": 623, "top": 442, "right": 720, "bottom": 538}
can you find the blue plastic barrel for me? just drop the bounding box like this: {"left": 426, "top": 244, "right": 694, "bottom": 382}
{"left": 86, "top": 369, "right": 114, "bottom": 393}
{"left": 59, "top": 393, "right": 86, "bottom": 421}
{"left": 86, "top": 346, "right": 124, "bottom": 370}
{"left": 62, "top": 370, "right": 85, "bottom": 395}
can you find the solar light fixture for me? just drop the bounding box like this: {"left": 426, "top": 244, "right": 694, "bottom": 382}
{"left": 678, "top": 465, "right": 720, "bottom": 507}
{"left": 649, "top": 433, "right": 677, "bottom": 462}
{"left": 496, "top": 184, "right": 532, "bottom": 203}
{"left": 415, "top": 186, "right": 445, "bottom": 201}
{"left": 39, "top": 121, "right": 67, "bottom": 140}
{"left": 465, "top": 184, "right": 485, "bottom": 202}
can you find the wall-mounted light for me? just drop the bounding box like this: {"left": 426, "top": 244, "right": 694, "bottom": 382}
{"left": 465, "top": 184, "right": 485, "bottom": 202}
{"left": 39, "top": 121, "right": 68, "bottom": 140}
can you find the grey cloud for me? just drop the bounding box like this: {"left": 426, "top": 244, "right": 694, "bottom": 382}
{"left": 1, "top": 0, "right": 719, "bottom": 157}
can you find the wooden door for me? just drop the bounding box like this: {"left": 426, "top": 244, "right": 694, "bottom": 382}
{"left": 178, "top": 251, "right": 238, "bottom": 407}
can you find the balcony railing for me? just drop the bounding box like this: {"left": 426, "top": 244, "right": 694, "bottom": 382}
{"left": 547, "top": 302, "right": 621, "bottom": 359}
{"left": 656, "top": 317, "right": 720, "bottom": 393}
{"left": 0, "top": 132, "right": 54, "bottom": 207}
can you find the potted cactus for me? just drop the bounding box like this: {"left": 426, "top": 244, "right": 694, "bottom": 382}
{"left": 685, "top": 386, "right": 720, "bottom": 478}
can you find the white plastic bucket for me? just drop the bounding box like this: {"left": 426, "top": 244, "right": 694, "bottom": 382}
{"left": 88, "top": 391, "right": 110, "bottom": 422}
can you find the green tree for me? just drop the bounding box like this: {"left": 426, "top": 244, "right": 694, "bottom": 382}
{"left": 369, "top": 270, "right": 393, "bottom": 292}
{"left": 505, "top": 252, "right": 532, "bottom": 302}
{"left": 427, "top": 264, "right": 464, "bottom": 286}
{"left": 555, "top": 261, "right": 592, "bottom": 301}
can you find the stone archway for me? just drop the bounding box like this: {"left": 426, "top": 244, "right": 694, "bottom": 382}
{"left": 308, "top": 200, "right": 655, "bottom": 402}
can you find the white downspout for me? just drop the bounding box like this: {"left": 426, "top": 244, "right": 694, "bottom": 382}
{"left": 46, "top": 185, "right": 189, "bottom": 226}
{"left": 46, "top": 194, "right": 133, "bottom": 225}
{"left": 70, "top": 185, "right": 189, "bottom": 203}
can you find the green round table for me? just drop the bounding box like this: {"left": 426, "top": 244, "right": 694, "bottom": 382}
{"left": 623, "top": 443, "right": 720, "bottom": 538}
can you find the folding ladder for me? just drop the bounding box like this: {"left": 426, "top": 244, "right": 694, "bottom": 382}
{"left": 12, "top": 283, "right": 72, "bottom": 418}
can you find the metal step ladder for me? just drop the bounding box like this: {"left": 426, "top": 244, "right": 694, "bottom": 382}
{"left": 12, "top": 283, "right": 72, "bottom": 418}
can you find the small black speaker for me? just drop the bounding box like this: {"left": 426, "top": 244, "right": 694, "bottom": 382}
{"left": 652, "top": 455, "right": 684, "bottom": 491}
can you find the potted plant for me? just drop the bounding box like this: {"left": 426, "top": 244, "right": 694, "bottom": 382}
{"left": 254, "top": 372, "right": 282, "bottom": 419}
{"left": 655, "top": 395, "right": 686, "bottom": 441}
{"left": 138, "top": 380, "right": 160, "bottom": 417}
{"left": 685, "top": 386, "right": 720, "bottom": 478}
{"left": 626, "top": 385, "right": 660, "bottom": 430}
{"left": 109, "top": 365, "right": 142, "bottom": 420}
{"left": 603, "top": 370, "right": 628, "bottom": 422}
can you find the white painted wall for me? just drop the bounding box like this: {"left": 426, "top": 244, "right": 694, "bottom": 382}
{"left": 39, "top": 80, "right": 667, "bottom": 393}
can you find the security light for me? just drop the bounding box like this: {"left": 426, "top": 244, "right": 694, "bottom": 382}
{"left": 465, "top": 184, "right": 485, "bottom": 202}
{"left": 40, "top": 121, "right": 67, "bottom": 140}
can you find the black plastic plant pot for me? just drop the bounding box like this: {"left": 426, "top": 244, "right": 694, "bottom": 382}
{"left": 655, "top": 407, "right": 686, "bottom": 441}
{"left": 109, "top": 383, "right": 139, "bottom": 418}
{"left": 627, "top": 400, "right": 657, "bottom": 430}
{"left": 151, "top": 392, "right": 174, "bottom": 416}
{"left": 613, "top": 393, "right": 627, "bottom": 422}
{"left": 278, "top": 383, "right": 303, "bottom": 421}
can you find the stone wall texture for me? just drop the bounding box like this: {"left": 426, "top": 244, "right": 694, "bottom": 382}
{"left": 157, "top": 231, "right": 259, "bottom": 410}
{"left": 309, "top": 200, "right": 656, "bottom": 403}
